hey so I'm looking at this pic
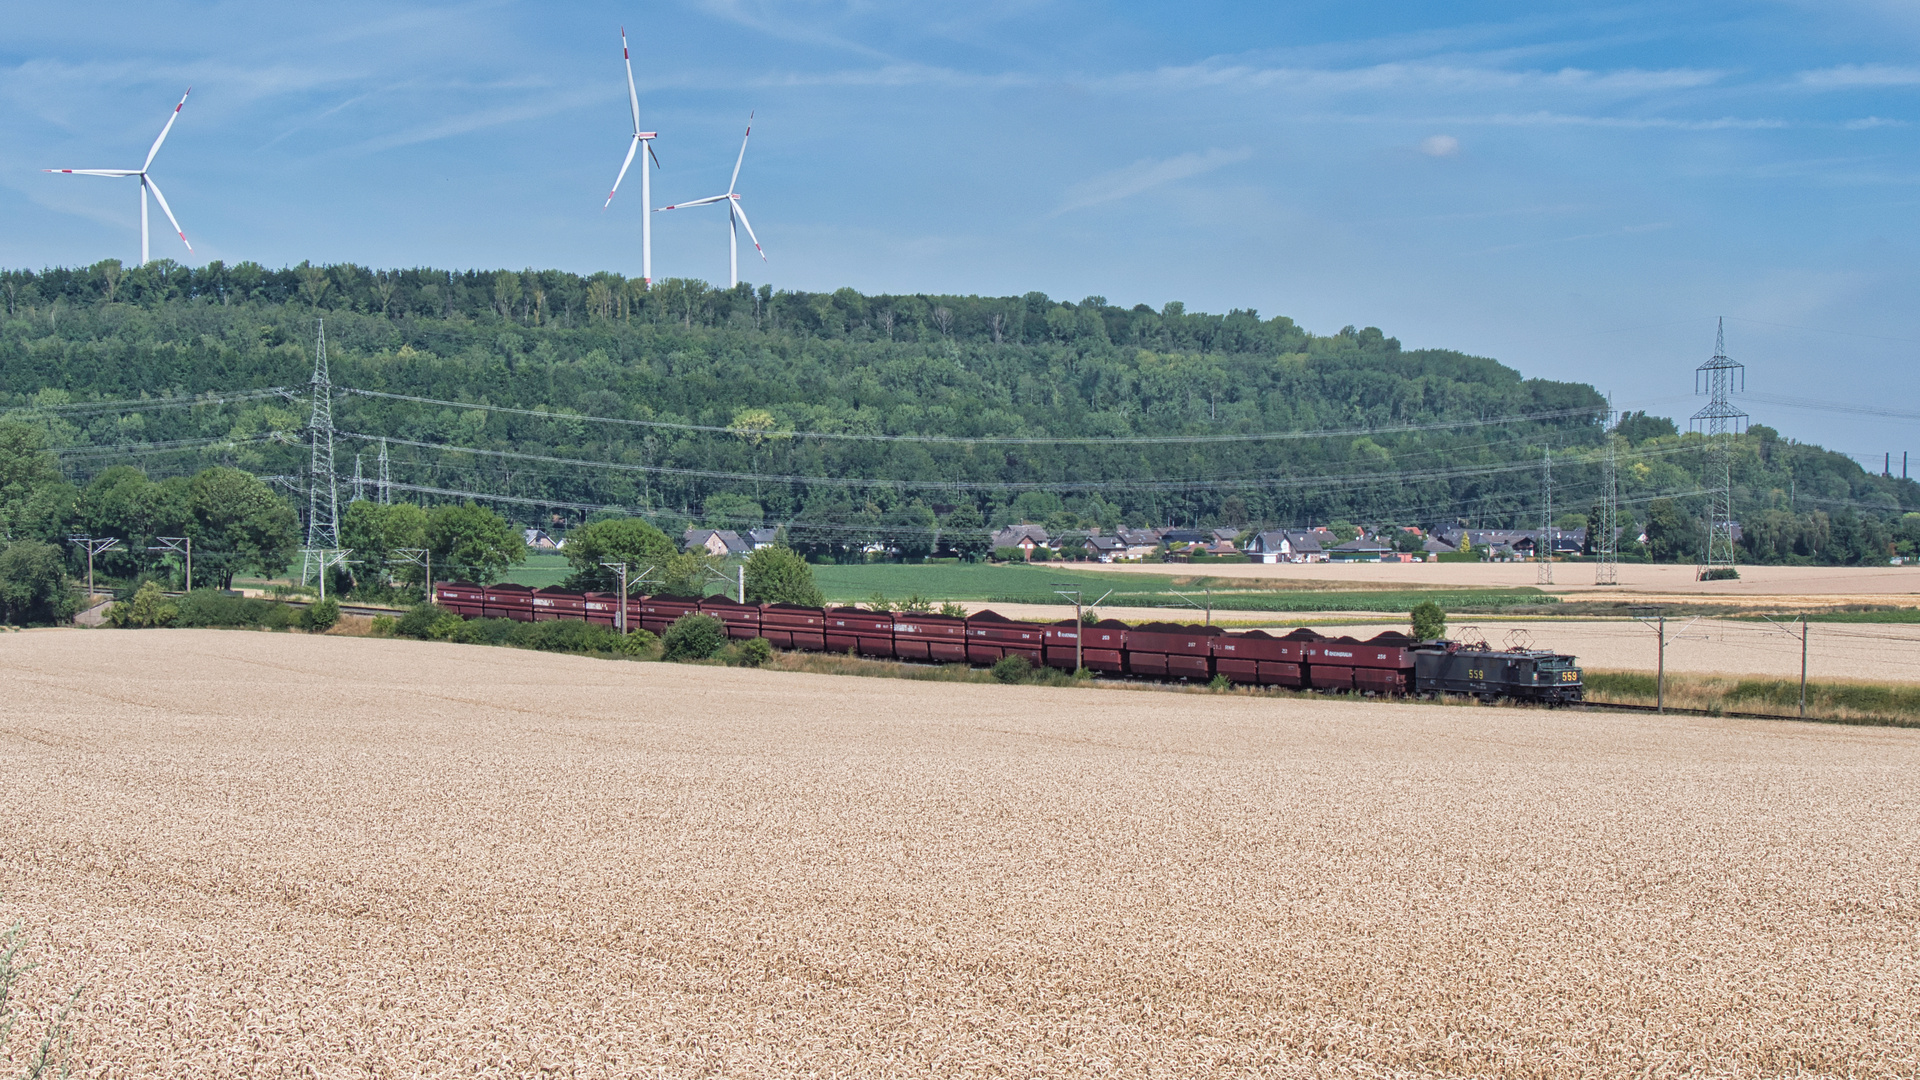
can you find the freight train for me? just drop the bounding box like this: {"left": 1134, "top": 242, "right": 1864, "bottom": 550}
{"left": 431, "top": 582, "right": 1585, "bottom": 704}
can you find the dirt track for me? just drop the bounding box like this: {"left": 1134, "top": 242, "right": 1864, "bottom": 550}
{"left": 3, "top": 629, "right": 1918, "bottom": 1076}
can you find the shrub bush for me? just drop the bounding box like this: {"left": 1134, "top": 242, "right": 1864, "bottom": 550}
{"left": 734, "top": 637, "right": 774, "bottom": 667}
{"left": 617, "top": 628, "right": 659, "bottom": 656}
{"left": 301, "top": 597, "right": 340, "bottom": 632}
{"left": 370, "top": 615, "right": 397, "bottom": 636}
{"left": 395, "top": 602, "right": 449, "bottom": 639}
{"left": 991, "top": 654, "right": 1032, "bottom": 684}
{"left": 106, "top": 581, "right": 178, "bottom": 628}
{"left": 1700, "top": 566, "right": 1741, "bottom": 581}
{"left": 1410, "top": 599, "right": 1447, "bottom": 641}
{"left": 171, "top": 589, "right": 295, "bottom": 629}
{"left": 662, "top": 614, "right": 728, "bottom": 661}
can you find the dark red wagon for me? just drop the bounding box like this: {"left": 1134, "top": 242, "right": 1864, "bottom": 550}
{"left": 530, "top": 587, "right": 587, "bottom": 622}
{"left": 435, "top": 581, "right": 488, "bottom": 618}
{"left": 892, "top": 612, "right": 968, "bottom": 663}
{"left": 760, "top": 604, "right": 826, "bottom": 651}
{"left": 698, "top": 595, "right": 764, "bottom": 640}
{"left": 1126, "top": 622, "right": 1217, "bottom": 679}
{"left": 825, "top": 607, "right": 895, "bottom": 657}
{"left": 963, "top": 609, "right": 1043, "bottom": 665}
{"left": 638, "top": 595, "right": 699, "bottom": 635}
{"left": 1211, "top": 627, "right": 1316, "bottom": 686}
{"left": 481, "top": 583, "right": 534, "bottom": 621}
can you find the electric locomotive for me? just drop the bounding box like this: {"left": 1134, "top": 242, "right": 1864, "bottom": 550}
{"left": 1411, "top": 639, "right": 1584, "bottom": 704}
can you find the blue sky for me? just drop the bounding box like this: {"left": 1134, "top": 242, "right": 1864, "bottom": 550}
{"left": 3, "top": 0, "right": 1916, "bottom": 463}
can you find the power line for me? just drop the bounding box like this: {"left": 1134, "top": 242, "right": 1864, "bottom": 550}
{"left": 342, "top": 429, "right": 1671, "bottom": 494}
{"left": 336, "top": 385, "right": 1605, "bottom": 446}
{"left": 3, "top": 386, "right": 296, "bottom": 416}
{"left": 51, "top": 432, "right": 289, "bottom": 458}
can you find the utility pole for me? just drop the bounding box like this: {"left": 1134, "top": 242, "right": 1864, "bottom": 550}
{"left": 149, "top": 536, "right": 191, "bottom": 592}
{"left": 390, "top": 548, "right": 431, "bottom": 602}
{"left": 1052, "top": 585, "right": 1114, "bottom": 674}
{"left": 1538, "top": 449, "right": 1553, "bottom": 586}
{"left": 68, "top": 537, "right": 122, "bottom": 599}
{"left": 1690, "top": 318, "right": 1747, "bottom": 578}
{"left": 377, "top": 437, "right": 392, "bottom": 505}
{"left": 1800, "top": 615, "right": 1809, "bottom": 718}
{"left": 1634, "top": 607, "right": 1667, "bottom": 713}
{"left": 605, "top": 561, "right": 629, "bottom": 633}
{"left": 1597, "top": 404, "right": 1619, "bottom": 586}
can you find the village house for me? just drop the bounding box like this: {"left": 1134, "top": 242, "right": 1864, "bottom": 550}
{"left": 683, "top": 528, "right": 751, "bottom": 558}
{"left": 990, "top": 524, "right": 1051, "bottom": 560}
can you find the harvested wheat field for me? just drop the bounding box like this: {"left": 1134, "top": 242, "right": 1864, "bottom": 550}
{"left": 3, "top": 629, "right": 1919, "bottom": 1077}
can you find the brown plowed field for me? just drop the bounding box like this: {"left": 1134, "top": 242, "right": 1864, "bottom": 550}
{"left": 3, "top": 629, "right": 1918, "bottom": 1077}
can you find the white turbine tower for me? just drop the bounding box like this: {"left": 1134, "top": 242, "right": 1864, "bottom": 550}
{"left": 602, "top": 27, "right": 660, "bottom": 286}
{"left": 46, "top": 88, "right": 195, "bottom": 266}
{"left": 659, "top": 113, "right": 765, "bottom": 288}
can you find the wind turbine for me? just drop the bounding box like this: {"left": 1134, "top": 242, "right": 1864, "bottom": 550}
{"left": 659, "top": 112, "right": 765, "bottom": 288}
{"left": 46, "top": 89, "right": 195, "bottom": 266}
{"left": 602, "top": 27, "right": 660, "bottom": 286}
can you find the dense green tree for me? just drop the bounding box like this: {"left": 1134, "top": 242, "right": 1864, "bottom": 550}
{"left": 1644, "top": 499, "right": 1697, "bottom": 564}
{"left": 1410, "top": 600, "right": 1446, "bottom": 641}
{"left": 188, "top": 468, "right": 299, "bottom": 587}
{"left": 0, "top": 422, "right": 73, "bottom": 543}
{"left": 426, "top": 502, "right": 525, "bottom": 583}
{"left": 340, "top": 500, "right": 430, "bottom": 587}
{"left": 0, "top": 540, "right": 74, "bottom": 624}
{"left": 943, "top": 503, "right": 990, "bottom": 562}
{"left": 561, "top": 517, "right": 676, "bottom": 593}
{"left": 743, "top": 545, "right": 824, "bottom": 607}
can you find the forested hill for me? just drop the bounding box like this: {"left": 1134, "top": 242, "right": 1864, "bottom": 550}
{"left": 1, "top": 260, "right": 1914, "bottom": 563}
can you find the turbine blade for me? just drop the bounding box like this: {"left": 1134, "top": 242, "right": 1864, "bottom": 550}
{"left": 647, "top": 140, "right": 661, "bottom": 170}
{"left": 727, "top": 110, "right": 753, "bottom": 195}
{"left": 45, "top": 169, "right": 141, "bottom": 176}
{"left": 604, "top": 136, "right": 640, "bottom": 208}
{"left": 658, "top": 194, "right": 729, "bottom": 210}
{"left": 143, "top": 175, "right": 192, "bottom": 253}
{"left": 618, "top": 27, "right": 641, "bottom": 133}
{"left": 731, "top": 199, "right": 766, "bottom": 261}
{"left": 143, "top": 88, "right": 191, "bottom": 172}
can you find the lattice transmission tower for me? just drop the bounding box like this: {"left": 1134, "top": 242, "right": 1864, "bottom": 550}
{"left": 1537, "top": 449, "right": 1553, "bottom": 585}
{"left": 301, "top": 319, "right": 349, "bottom": 590}
{"left": 1690, "top": 318, "right": 1747, "bottom": 577}
{"left": 1595, "top": 401, "right": 1619, "bottom": 586}
{"left": 377, "top": 437, "right": 392, "bottom": 505}
{"left": 351, "top": 452, "right": 366, "bottom": 503}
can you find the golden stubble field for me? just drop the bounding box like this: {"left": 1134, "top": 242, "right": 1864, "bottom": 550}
{"left": 2, "top": 630, "right": 1918, "bottom": 1078}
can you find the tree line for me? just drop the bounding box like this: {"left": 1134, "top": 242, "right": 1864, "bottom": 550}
{"left": 1, "top": 260, "right": 1915, "bottom": 569}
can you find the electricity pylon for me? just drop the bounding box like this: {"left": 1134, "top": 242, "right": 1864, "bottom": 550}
{"left": 1690, "top": 318, "right": 1747, "bottom": 577}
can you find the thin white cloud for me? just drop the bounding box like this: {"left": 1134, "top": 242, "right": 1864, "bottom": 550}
{"left": 1056, "top": 148, "right": 1252, "bottom": 214}
{"left": 344, "top": 90, "right": 599, "bottom": 155}
{"left": 1102, "top": 61, "right": 1724, "bottom": 96}
{"left": 1796, "top": 63, "right": 1920, "bottom": 88}
{"left": 1420, "top": 134, "right": 1460, "bottom": 156}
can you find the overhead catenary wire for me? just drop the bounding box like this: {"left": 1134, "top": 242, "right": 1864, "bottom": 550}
{"left": 336, "top": 385, "right": 1606, "bottom": 446}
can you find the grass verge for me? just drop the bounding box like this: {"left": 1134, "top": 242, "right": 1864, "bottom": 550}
{"left": 1583, "top": 669, "right": 1920, "bottom": 727}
